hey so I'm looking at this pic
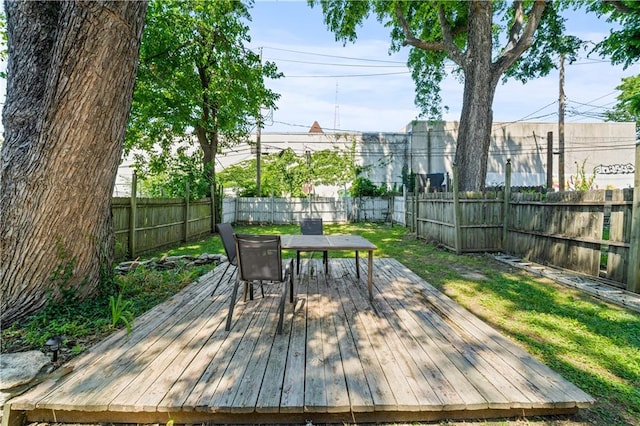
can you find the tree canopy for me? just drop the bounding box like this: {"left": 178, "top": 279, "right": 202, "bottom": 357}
{"left": 126, "top": 0, "right": 281, "bottom": 195}
{"left": 310, "top": 0, "right": 577, "bottom": 191}
{"left": 605, "top": 75, "right": 640, "bottom": 121}
{"left": 585, "top": 0, "right": 640, "bottom": 69}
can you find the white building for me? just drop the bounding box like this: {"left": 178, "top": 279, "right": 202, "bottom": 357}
{"left": 405, "top": 120, "right": 637, "bottom": 190}
{"left": 115, "top": 120, "right": 637, "bottom": 196}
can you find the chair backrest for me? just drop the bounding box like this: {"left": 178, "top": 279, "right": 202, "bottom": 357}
{"left": 234, "top": 234, "right": 283, "bottom": 282}
{"left": 216, "top": 223, "right": 237, "bottom": 263}
{"left": 301, "top": 218, "right": 323, "bottom": 236}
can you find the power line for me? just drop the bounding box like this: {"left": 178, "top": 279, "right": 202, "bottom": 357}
{"left": 267, "top": 57, "right": 408, "bottom": 68}
{"left": 284, "top": 70, "right": 411, "bottom": 78}
{"left": 261, "top": 46, "right": 407, "bottom": 64}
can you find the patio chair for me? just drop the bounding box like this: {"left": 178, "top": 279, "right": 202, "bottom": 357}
{"left": 225, "top": 234, "right": 294, "bottom": 334}
{"left": 211, "top": 223, "right": 237, "bottom": 296}
{"left": 296, "top": 217, "right": 328, "bottom": 275}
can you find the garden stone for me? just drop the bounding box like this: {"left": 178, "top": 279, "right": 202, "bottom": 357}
{"left": 0, "top": 350, "right": 52, "bottom": 390}
{"left": 115, "top": 253, "right": 223, "bottom": 274}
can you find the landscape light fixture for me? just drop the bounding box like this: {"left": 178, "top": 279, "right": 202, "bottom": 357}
{"left": 45, "top": 336, "right": 63, "bottom": 362}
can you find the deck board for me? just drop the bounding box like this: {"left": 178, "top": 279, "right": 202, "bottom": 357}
{"left": 4, "top": 258, "right": 595, "bottom": 425}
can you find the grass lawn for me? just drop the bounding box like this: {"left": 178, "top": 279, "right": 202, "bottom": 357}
{"left": 2, "top": 223, "right": 638, "bottom": 425}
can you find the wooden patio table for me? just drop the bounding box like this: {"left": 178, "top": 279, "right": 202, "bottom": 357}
{"left": 280, "top": 234, "right": 377, "bottom": 301}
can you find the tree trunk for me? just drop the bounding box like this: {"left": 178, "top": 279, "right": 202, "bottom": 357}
{"left": 0, "top": 1, "right": 147, "bottom": 325}
{"left": 455, "top": 72, "right": 499, "bottom": 192}
{"left": 455, "top": 0, "right": 500, "bottom": 192}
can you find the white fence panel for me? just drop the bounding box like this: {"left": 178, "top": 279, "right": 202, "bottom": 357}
{"left": 393, "top": 196, "right": 406, "bottom": 225}
{"left": 221, "top": 198, "right": 236, "bottom": 224}
{"left": 225, "top": 196, "right": 405, "bottom": 225}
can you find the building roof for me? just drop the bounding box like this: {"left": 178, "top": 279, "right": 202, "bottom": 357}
{"left": 308, "top": 121, "right": 324, "bottom": 134}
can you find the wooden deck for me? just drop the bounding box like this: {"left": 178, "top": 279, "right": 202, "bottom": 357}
{"left": 4, "top": 258, "right": 594, "bottom": 425}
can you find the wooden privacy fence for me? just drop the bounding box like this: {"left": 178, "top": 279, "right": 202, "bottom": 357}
{"left": 409, "top": 191, "right": 504, "bottom": 252}
{"left": 112, "top": 197, "right": 215, "bottom": 259}
{"left": 113, "top": 195, "right": 404, "bottom": 259}
{"left": 411, "top": 159, "right": 640, "bottom": 293}
{"left": 505, "top": 190, "right": 632, "bottom": 283}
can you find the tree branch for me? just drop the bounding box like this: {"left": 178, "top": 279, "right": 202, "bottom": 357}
{"left": 395, "top": 3, "right": 446, "bottom": 52}
{"left": 506, "top": 0, "right": 524, "bottom": 52}
{"left": 493, "top": 0, "right": 546, "bottom": 76}
{"left": 604, "top": 0, "right": 635, "bottom": 14}
{"left": 437, "top": 4, "right": 467, "bottom": 66}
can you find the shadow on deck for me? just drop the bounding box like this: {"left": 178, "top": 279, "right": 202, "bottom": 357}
{"left": 4, "top": 258, "right": 594, "bottom": 425}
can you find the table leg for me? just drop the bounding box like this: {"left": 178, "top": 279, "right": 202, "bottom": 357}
{"left": 367, "top": 250, "right": 373, "bottom": 302}
{"left": 355, "top": 250, "right": 360, "bottom": 279}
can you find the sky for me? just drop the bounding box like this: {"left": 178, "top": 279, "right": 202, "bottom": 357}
{"left": 0, "top": 2, "right": 636, "bottom": 136}
{"left": 246, "top": 1, "right": 640, "bottom": 134}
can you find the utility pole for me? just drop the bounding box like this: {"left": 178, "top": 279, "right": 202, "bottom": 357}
{"left": 256, "top": 119, "right": 262, "bottom": 197}
{"left": 547, "top": 131, "right": 553, "bottom": 190}
{"left": 256, "top": 47, "right": 263, "bottom": 197}
{"left": 558, "top": 55, "right": 566, "bottom": 191}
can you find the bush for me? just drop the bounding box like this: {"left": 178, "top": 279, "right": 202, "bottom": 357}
{"left": 350, "top": 176, "right": 388, "bottom": 197}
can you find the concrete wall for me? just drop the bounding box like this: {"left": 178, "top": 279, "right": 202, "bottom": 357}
{"left": 405, "top": 121, "right": 637, "bottom": 189}
{"left": 117, "top": 121, "right": 636, "bottom": 196}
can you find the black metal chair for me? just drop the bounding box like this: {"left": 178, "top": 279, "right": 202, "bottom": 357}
{"left": 225, "top": 234, "right": 294, "bottom": 334}
{"left": 296, "top": 217, "right": 328, "bottom": 274}
{"left": 211, "top": 223, "right": 237, "bottom": 296}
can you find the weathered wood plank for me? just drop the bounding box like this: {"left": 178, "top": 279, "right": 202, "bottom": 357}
{"left": 341, "top": 260, "right": 424, "bottom": 412}
{"left": 208, "top": 290, "right": 278, "bottom": 412}
{"left": 8, "top": 271, "right": 219, "bottom": 411}
{"left": 408, "top": 264, "right": 594, "bottom": 407}
{"left": 6, "top": 257, "right": 594, "bottom": 425}
{"left": 372, "top": 265, "right": 491, "bottom": 410}
{"left": 332, "top": 260, "right": 398, "bottom": 411}
{"left": 29, "top": 275, "right": 220, "bottom": 411}
{"left": 254, "top": 301, "right": 296, "bottom": 413}
{"left": 318, "top": 277, "right": 350, "bottom": 413}
{"left": 324, "top": 268, "right": 374, "bottom": 412}
{"left": 372, "top": 262, "right": 458, "bottom": 410}
{"left": 279, "top": 270, "right": 308, "bottom": 413}
{"left": 304, "top": 270, "right": 329, "bottom": 412}
{"left": 181, "top": 292, "right": 258, "bottom": 411}
{"left": 114, "top": 282, "right": 231, "bottom": 411}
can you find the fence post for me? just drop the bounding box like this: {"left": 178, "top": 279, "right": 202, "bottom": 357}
{"left": 271, "top": 195, "right": 275, "bottom": 224}
{"left": 128, "top": 170, "right": 137, "bottom": 259}
{"left": 210, "top": 183, "right": 216, "bottom": 232}
{"left": 502, "top": 159, "right": 512, "bottom": 251}
{"left": 452, "top": 164, "right": 462, "bottom": 255}
{"left": 627, "top": 142, "right": 640, "bottom": 292}
{"left": 184, "top": 181, "right": 190, "bottom": 242}
{"left": 413, "top": 174, "right": 419, "bottom": 234}
{"left": 546, "top": 131, "right": 554, "bottom": 190}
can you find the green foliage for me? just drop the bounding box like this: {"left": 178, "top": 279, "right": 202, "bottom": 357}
{"left": 218, "top": 140, "right": 357, "bottom": 197}
{"left": 349, "top": 176, "right": 387, "bottom": 197}
{"left": 109, "top": 292, "right": 134, "bottom": 333}
{"left": 49, "top": 240, "right": 79, "bottom": 303}
{"left": 1, "top": 262, "right": 213, "bottom": 354}
{"left": 137, "top": 148, "right": 211, "bottom": 199}
{"left": 0, "top": 12, "right": 7, "bottom": 78}
{"left": 311, "top": 0, "right": 574, "bottom": 119}
{"left": 604, "top": 75, "right": 640, "bottom": 129}
{"left": 585, "top": 0, "right": 640, "bottom": 69}
{"left": 127, "top": 0, "right": 282, "bottom": 189}
{"left": 567, "top": 159, "right": 597, "bottom": 191}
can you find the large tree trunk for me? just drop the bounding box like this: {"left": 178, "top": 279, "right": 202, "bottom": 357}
{"left": 455, "top": 68, "right": 499, "bottom": 192}
{"left": 0, "top": 1, "right": 147, "bottom": 325}
{"left": 454, "top": 0, "right": 500, "bottom": 192}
